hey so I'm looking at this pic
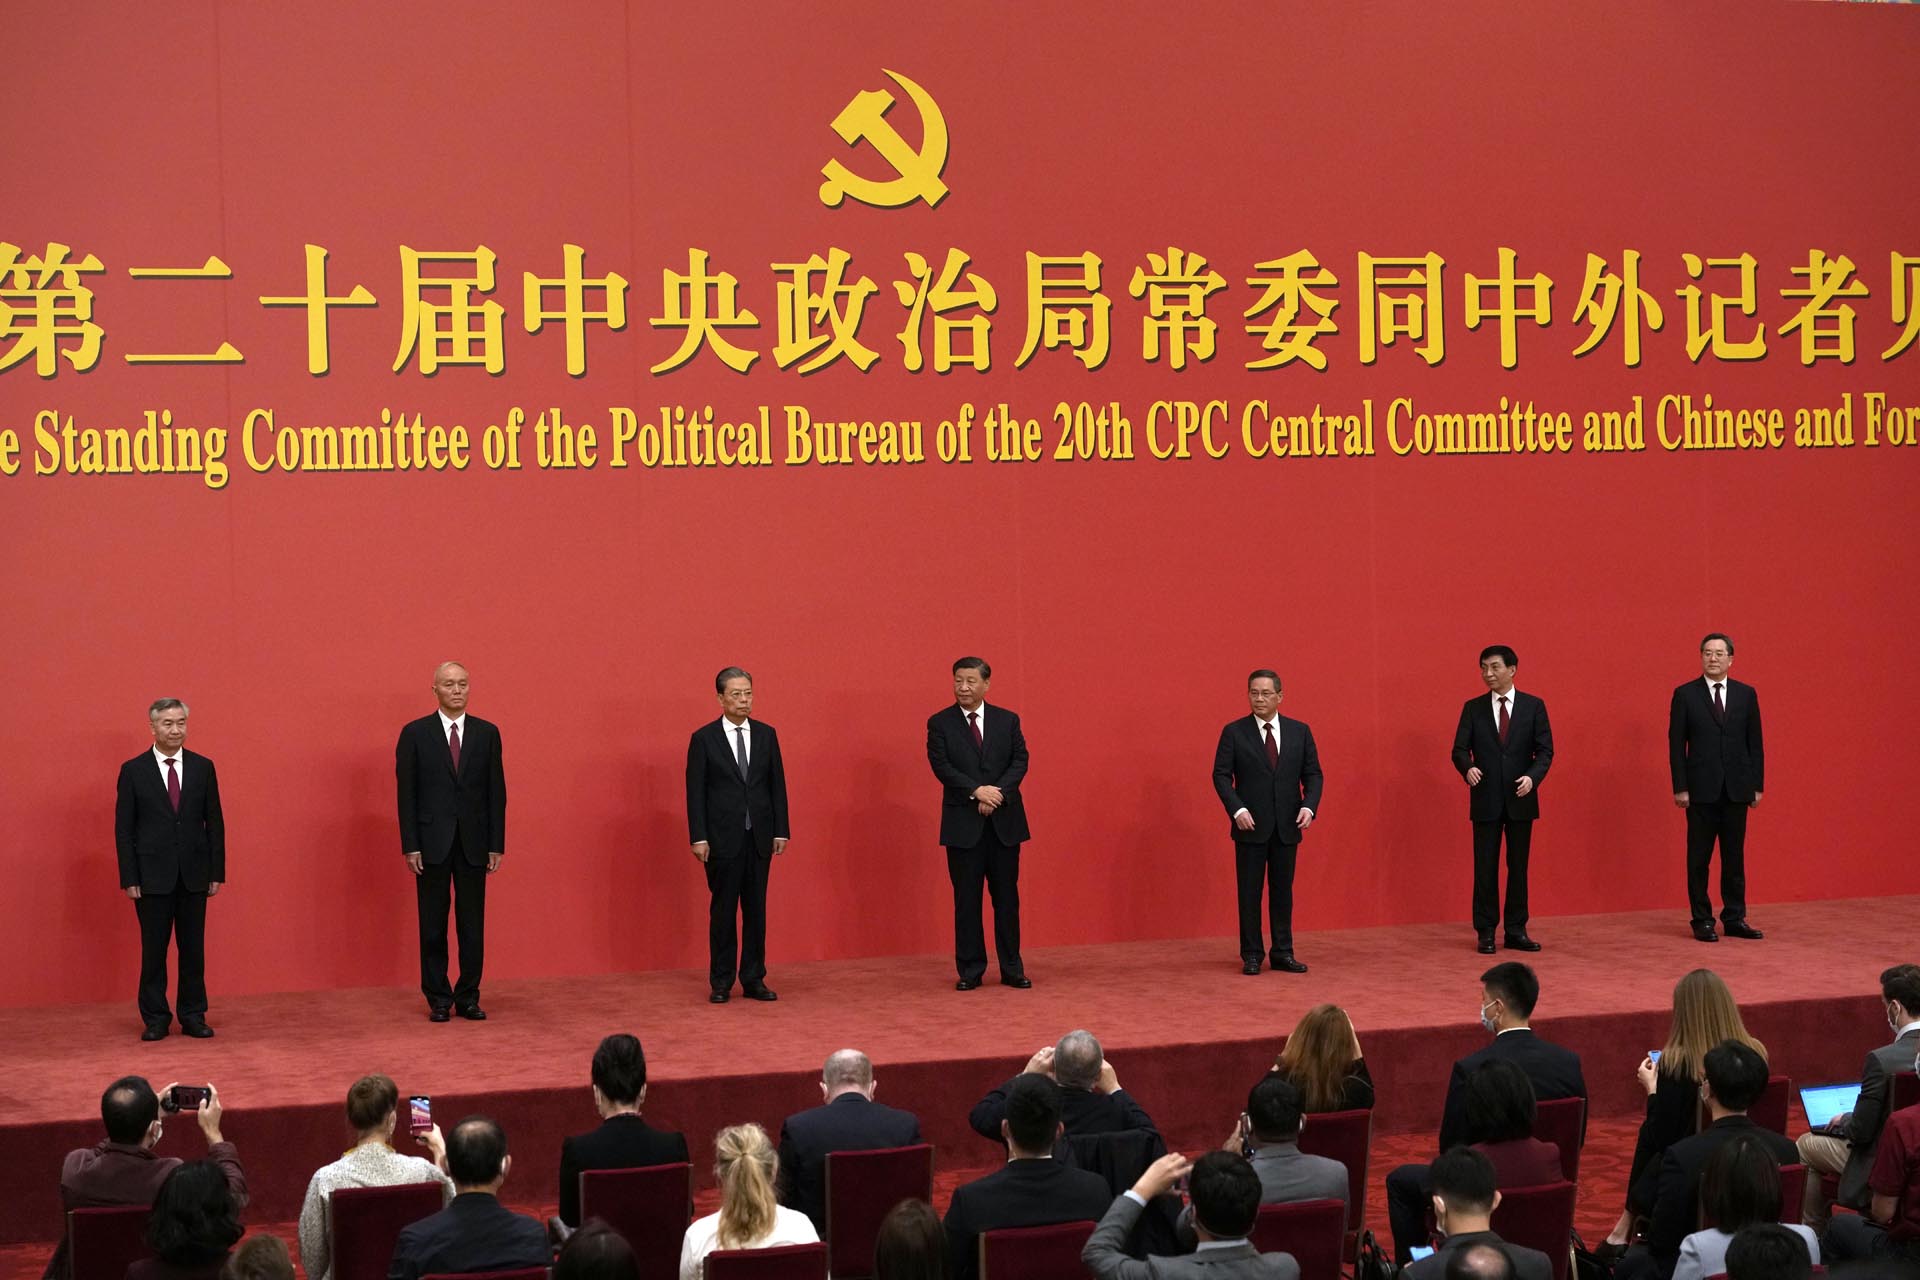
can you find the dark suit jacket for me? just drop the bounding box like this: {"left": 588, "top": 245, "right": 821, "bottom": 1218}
{"left": 1668, "top": 678, "right": 1764, "bottom": 803}
{"left": 778, "top": 1092, "right": 923, "bottom": 1233}
{"left": 557, "top": 1114, "right": 691, "bottom": 1228}
{"left": 927, "top": 703, "right": 1030, "bottom": 848}
{"left": 1403, "top": 1231, "right": 1552, "bottom": 1280}
{"left": 1212, "top": 715, "right": 1324, "bottom": 845}
{"left": 388, "top": 1191, "right": 548, "bottom": 1280}
{"left": 1264, "top": 1059, "right": 1376, "bottom": 1113}
{"left": 395, "top": 714, "right": 506, "bottom": 864}
{"left": 1839, "top": 1028, "right": 1920, "bottom": 1205}
{"left": 1085, "top": 1193, "right": 1300, "bottom": 1280}
{"left": 1451, "top": 692, "right": 1553, "bottom": 822}
{"left": 944, "top": 1157, "right": 1113, "bottom": 1279}
{"left": 970, "top": 1077, "right": 1162, "bottom": 1147}
{"left": 1438, "top": 1030, "right": 1588, "bottom": 1153}
{"left": 686, "top": 717, "right": 790, "bottom": 859}
{"left": 1634, "top": 1115, "right": 1799, "bottom": 1260}
{"left": 115, "top": 750, "right": 225, "bottom": 893}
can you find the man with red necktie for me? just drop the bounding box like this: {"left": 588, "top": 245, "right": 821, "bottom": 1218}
{"left": 1669, "top": 632, "right": 1765, "bottom": 943}
{"left": 1212, "top": 669, "right": 1324, "bottom": 975}
{"left": 1451, "top": 645, "right": 1555, "bottom": 956}
{"left": 116, "top": 697, "right": 225, "bottom": 1040}
{"left": 397, "top": 661, "right": 507, "bottom": 1021}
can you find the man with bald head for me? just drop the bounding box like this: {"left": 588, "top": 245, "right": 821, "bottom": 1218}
{"left": 777, "top": 1049, "right": 923, "bottom": 1233}
{"left": 397, "top": 662, "right": 507, "bottom": 1021}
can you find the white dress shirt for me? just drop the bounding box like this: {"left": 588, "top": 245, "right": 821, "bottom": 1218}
{"left": 152, "top": 745, "right": 184, "bottom": 785}
{"left": 1489, "top": 688, "right": 1519, "bottom": 722}
{"left": 721, "top": 715, "right": 751, "bottom": 768}
{"left": 1704, "top": 677, "right": 1728, "bottom": 706}
{"left": 437, "top": 710, "right": 466, "bottom": 747}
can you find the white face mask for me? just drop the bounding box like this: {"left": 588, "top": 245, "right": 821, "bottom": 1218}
{"left": 1480, "top": 1000, "right": 1499, "bottom": 1033}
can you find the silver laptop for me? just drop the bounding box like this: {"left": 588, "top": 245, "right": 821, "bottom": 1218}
{"left": 1800, "top": 1082, "right": 1861, "bottom": 1128}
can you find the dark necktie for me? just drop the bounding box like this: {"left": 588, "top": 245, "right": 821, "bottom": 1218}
{"left": 1498, "top": 695, "right": 1511, "bottom": 745}
{"left": 1264, "top": 721, "right": 1279, "bottom": 769}
{"left": 1712, "top": 683, "right": 1726, "bottom": 724}
{"left": 448, "top": 721, "right": 462, "bottom": 772}
{"left": 165, "top": 757, "right": 180, "bottom": 812}
{"left": 968, "top": 711, "right": 983, "bottom": 750}
{"left": 734, "top": 726, "right": 751, "bottom": 830}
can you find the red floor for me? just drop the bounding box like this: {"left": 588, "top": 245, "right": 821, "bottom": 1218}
{"left": 3, "top": 896, "right": 1904, "bottom": 1271}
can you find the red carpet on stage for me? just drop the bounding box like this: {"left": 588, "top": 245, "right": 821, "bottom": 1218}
{"left": 2, "top": 897, "right": 1907, "bottom": 1273}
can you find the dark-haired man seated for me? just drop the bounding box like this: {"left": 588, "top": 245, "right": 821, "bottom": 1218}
{"left": 1404, "top": 1148, "right": 1552, "bottom": 1280}
{"left": 390, "top": 1116, "right": 547, "bottom": 1280}
{"left": 46, "top": 1077, "right": 246, "bottom": 1280}
{"left": 554, "top": 1034, "right": 688, "bottom": 1237}
{"left": 1231, "top": 1077, "right": 1348, "bottom": 1210}
{"left": 1725, "top": 1224, "right": 1812, "bottom": 1280}
{"left": 1084, "top": 1150, "right": 1301, "bottom": 1280}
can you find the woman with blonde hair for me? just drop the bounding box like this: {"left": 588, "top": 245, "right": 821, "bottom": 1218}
{"left": 1263, "top": 1003, "right": 1375, "bottom": 1112}
{"left": 1598, "top": 968, "right": 1768, "bottom": 1253}
{"left": 679, "top": 1124, "right": 818, "bottom": 1279}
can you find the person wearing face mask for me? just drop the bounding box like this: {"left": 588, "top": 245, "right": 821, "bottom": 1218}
{"left": 1383, "top": 964, "right": 1586, "bottom": 1264}
{"left": 1795, "top": 964, "right": 1920, "bottom": 1231}
{"left": 44, "top": 1076, "right": 247, "bottom": 1280}
{"left": 1823, "top": 1041, "right": 1920, "bottom": 1266}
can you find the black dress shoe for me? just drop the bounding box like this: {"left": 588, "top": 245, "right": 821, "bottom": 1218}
{"left": 709, "top": 990, "right": 731, "bottom": 1004}
{"left": 141, "top": 1024, "right": 169, "bottom": 1041}
{"left": 1477, "top": 934, "right": 1497, "bottom": 955}
{"left": 1273, "top": 954, "right": 1308, "bottom": 974}
{"left": 955, "top": 978, "right": 981, "bottom": 991}
{"left": 1504, "top": 933, "right": 1542, "bottom": 952}
{"left": 456, "top": 1004, "right": 487, "bottom": 1020}
{"left": 1242, "top": 960, "right": 1263, "bottom": 975}
{"left": 1001, "top": 975, "right": 1032, "bottom": 989}
{"left": 428, "top": 1005, "right": 452, "bottom": 1022}
{"left": 742, "top": 985, "right": 778, "bottom": 1001}
{"left": 1724, "top": 921, "right": 1764, "bottom": 940}
{"left": 181, "top": 1020, "right": 215, "bottom": 1038}
{"left": 1692, "top": 923, "right": 1720, "bottom": 942}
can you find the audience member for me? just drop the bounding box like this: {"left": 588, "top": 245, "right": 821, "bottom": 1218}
{"left": 555, "top": 1220, "right": 643, "bottom": 1280}
{"left": 1725, "top": 1224, "right": 1813, "bottom": 1280}
{"left": 1823, "top": 1035, "right": 1920, "bottom": 1265}
{"left": 1403, "top": 1148, "right": 1553, "bottom": 1280}
{"left": 679, "top": 1123, "right": 819, "bottom": 1280}
{"left": 220, "top": 1236, "right": 295, "bottom": 1280}
{"left": 1083, "top": 1149, "right": 1300, "bottom": 1279}
{"left": 1264, "top": 1003, "right": 1375, "bottom": 1112}
{"left": 1444, "top": 1241, "right": 1519, "bottom": 1280}
{"left": 1604, "top": 968, "right": 1768, "bottom": 1254}
{"left": 297, "top": 1074, "right": 452, "bottom": 1280}
{"left": 874, "top": 1199, "right": 949, "bottom": 1280}
{"left": 1674, "top": 1136, "right": 1819, "bottom": 1280}
{"left": 1464, "top": 1061, "right": 1564, "bottom": 1184}
{"left": 45, "top": 1077, "right": 246, "bottom": 1280}
{"left": 128, "top": 1160, "right": 245, "bottom": 1280}
{"left": 968, "top": 1029, "right": 1162, "bottom": 1148}
{"left": 557, "top": 1034, "right": 689, "bottom": 1234}
{"left": 945, "top": 1072, "right": 1113, "bottom": 1278}
{"left": 1228, "top": 1076, "right": 1348, "bottom": 1211}
{"left": 388, "top": 1116, "right": 548, "bottom": 1280}
{"left": 1617, "top": 1042, "right": 1800, "bottom": 1280}
{"left": 1797, "top": 964, "right": 1920, "bottom": 1230}
{"left": 778, "top": 1048, "right": 923, "bottom": 1234}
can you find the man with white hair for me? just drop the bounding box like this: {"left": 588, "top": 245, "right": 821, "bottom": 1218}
{"left": 777, "top": 1049, "right": 923, "bottom": 1233}
{"left": 397, "top": 661, "right": 507, "bottom": 1021}
{"left": 969, "top": 1030, "right": 1163, "bottom": 1151}
{"left": 116, "top": 697, "right": 225, "bottom": 1040}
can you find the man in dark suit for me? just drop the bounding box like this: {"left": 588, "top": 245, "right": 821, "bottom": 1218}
{"left": 1212, "top": 669, "right": 1324, "bottom": 975}
{"left": 1796, "top": 964, "right": 1920, "bottom": 1230}
{"left": 1669, "top": 632, "right": 1765, "bottom": 942}
{"left": 687, "top": 666, "right": 791, "bottom": 1004}
{"left": 554, "top": 1033, "right": 689, "bottom": 1233}
{"left": 116, "top": 698, "right": 225, "bottom": 1040}
{"left": 1616, "top": 1042, "right": 1800, "bottom": 1280}
{"left": 1402, "top": 1148, "right": 1554, "bottom": 1280}
{"left": 778, "top": 1048, "right": 923, "bottom": 1233}
{"left": 970, "top": 1030, "right": 1163, "bottom": 1150}
{"left": 927, "top": 656, "right": 1031, "bottom": 990}
{"left": 945, "top": 1073, "right": 1114, "bottom": 1279}
{"left": 1451, "top": 646, "right": 1553, "bottom": 955}
{"left": 397, "top": 661, "right": 507, "bottom": 1022}
{"left": 1084, "top": 1150, "right": 1301, "bottom": 1280}
{"left": 1387, "top": 963, "right": 1587, "bottom": 1263}
{"left": 389, "top": 1116, "right": 547, "bottom": 1280}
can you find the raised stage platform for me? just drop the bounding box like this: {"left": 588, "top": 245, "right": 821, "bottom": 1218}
{"left": 2, "top": 896, "right": 1908, "bottom": 1259}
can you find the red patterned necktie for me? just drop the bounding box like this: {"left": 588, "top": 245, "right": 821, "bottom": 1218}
{"left": 1498, "top": 696, "right": 1511, "bottom": 745}
{"left": 967, "top": 711, "right": 983, "bottom": 750}
{"left": 1264, "top": 722, "right": 1279, "bottom": 768}
{"left": 165, "top": 757, "right": 180, "bottom": 812}
{"left": 448, "top": 721, "right": 462, "bottom": 771}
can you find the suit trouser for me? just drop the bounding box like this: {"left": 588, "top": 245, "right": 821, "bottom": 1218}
{"left": 1825, "top": 1211, "right": 1919, "bottom": 1264}
{"left": 417, "top": 836, "right": 487, "bottom": 1008}
{"left": 1384, "top": 1163, "right": 1433, "bottom": 1264}
{"left": 947, "top": 834, "right": 1023, "bottom": 982}
{"left": 1472, "top": 818, "right": 1533, "bottom": 934}
{"left": 1235, "top": 831, "right": 1298, "bottom": 961}
{"left": 1685, "top": 798, "right": 1748, "bottom": 925}
{"left": 706, "top": 849, "right": 772, "bottom": 990}
{"left": 134, "top": 879, "right": 208, "bottom": 1026}
{"left": 1794, "top": 1131, "right": 1850, "bottom": 1230}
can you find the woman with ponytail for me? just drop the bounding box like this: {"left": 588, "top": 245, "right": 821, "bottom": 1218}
{"left": 679, "top": 1124, "right": 819, "bottom": 1279}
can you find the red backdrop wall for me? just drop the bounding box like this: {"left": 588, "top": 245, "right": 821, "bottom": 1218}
{"left": 4, "top": 0, "right": 1918, "bottom": 1010}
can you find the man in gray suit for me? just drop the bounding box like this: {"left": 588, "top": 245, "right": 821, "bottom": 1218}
{"left": 1234, "top": 1078, "right": 1348, "bottom": 1213}
{"left": 1796, "top": 964, "right": 1920, "bottom": 1229}
{"left": 1404, "top": 1148, "right": 1552, "bottom": 1280}
{"left": 1084, "top": 1150, "right": 1300, "bottom": 1280}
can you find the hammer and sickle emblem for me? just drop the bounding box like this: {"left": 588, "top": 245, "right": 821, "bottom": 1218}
{"left": 819, "top": 69, "right": 950, "bottom": 210}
